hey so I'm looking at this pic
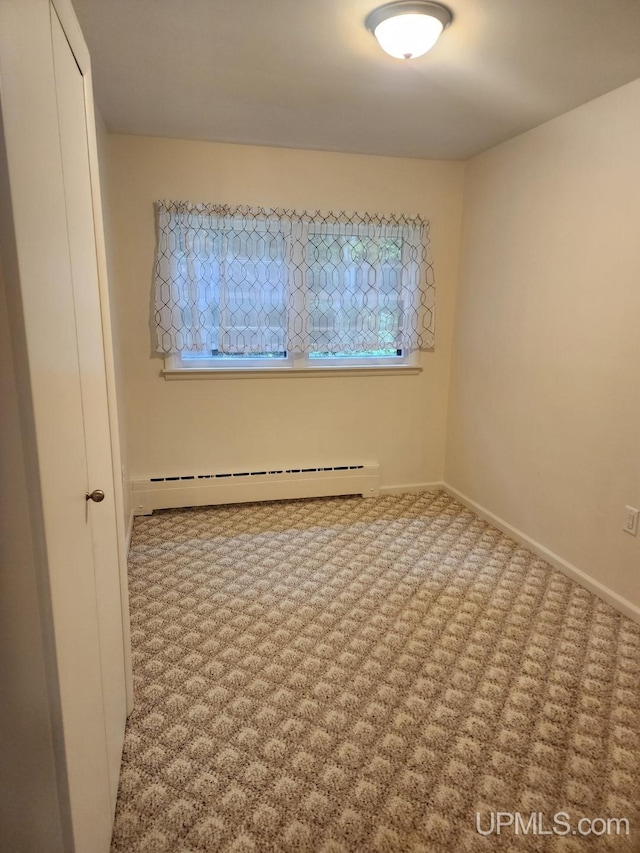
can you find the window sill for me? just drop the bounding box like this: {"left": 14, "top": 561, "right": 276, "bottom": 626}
{"left": 161, "top": 365, "right": 422, "bottom": 380}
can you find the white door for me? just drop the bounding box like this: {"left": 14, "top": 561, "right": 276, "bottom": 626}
{"left": 50, "top": 5, "right": 127, "bottom": 846}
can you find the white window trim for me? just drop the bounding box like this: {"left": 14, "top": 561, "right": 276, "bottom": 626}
{"left": 161, "top": 350, "right": 422, "bottom": 379}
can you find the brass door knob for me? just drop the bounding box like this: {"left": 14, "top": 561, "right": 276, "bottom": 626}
{"left": 86, "top": 489, "right": 105, "bottom": 503}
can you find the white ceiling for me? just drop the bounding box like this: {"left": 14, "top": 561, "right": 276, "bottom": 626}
{"left": 73, "top": 0, "right": 640, "bottom": 160}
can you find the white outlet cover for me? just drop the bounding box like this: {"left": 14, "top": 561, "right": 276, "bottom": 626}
{"left": 624, "top": 506, "right": 639, "bottom": 536}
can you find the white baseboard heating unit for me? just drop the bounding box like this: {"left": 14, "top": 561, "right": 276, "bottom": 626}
{"left": 132, "top": 463, "right": 380, "bottom": 515}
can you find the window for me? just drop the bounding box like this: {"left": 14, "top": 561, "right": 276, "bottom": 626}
{"left": 155, "top": 202, "right": 435, "bottom": 373}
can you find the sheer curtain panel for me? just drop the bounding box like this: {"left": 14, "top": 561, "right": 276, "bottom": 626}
{"left": 154, "top": 201, "right": 435, "bottom": 357}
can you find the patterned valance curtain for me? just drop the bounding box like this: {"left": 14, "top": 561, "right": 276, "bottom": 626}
{"left": 154, "top": 201, "right": 435, "bottom": 355}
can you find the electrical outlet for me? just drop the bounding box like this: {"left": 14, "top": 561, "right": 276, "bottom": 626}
{"left": 624, "top": 506, "right": 639, "bottom": 536}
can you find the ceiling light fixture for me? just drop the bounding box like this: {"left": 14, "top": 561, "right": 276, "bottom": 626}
{"left": 365, "top": 1, "right": 452, "bottom": 60}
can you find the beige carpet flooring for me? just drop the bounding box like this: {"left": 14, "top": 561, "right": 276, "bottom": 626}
{"left": 111, "top": 491, "right": 640, "bottom": 852}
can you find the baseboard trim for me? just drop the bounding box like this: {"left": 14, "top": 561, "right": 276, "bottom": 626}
{"left": 444, "top": 483, "right": 640, "bottom": 625}
{"left": 380, "top": 482, "right": 444, "bottom": 496}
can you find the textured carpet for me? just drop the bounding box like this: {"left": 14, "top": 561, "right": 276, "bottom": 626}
{"left": 111, "top": 491, "right": 640, "bottom": 852}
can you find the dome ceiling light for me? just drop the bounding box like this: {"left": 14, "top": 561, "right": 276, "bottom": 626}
{"left": 365, "top": 1, "right": 452, "bottom": 60}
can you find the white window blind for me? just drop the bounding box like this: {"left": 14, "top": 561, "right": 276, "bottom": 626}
{"left": 154, "top": 202, "right": 435, "bottom": 356}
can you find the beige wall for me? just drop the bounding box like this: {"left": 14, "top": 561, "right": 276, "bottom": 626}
{"left": 447, "top": 79, "right": 640, "bottom": 609}
{"left": 106, "top": 136, "right": 465, "bottom": 488}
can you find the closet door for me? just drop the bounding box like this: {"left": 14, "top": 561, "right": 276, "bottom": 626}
{"left": 50, "top": 4, "right": 127, "bottom": 847}
{"left": 0, "top": 0, "right": 128, "bottom": 849}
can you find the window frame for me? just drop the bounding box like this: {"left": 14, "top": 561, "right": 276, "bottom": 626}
{"left": 157, "top": 205, "right": 429, "bottom": 377}
{"left": 163, "top": 348, "right": 420, "bottom": 377}
{"left": 167, "top": 351, "right": 294, "bottom": 371}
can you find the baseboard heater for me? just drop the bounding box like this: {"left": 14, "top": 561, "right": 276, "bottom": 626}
{"left": 132, "top": 463, "right": 380, "bottom": 515}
